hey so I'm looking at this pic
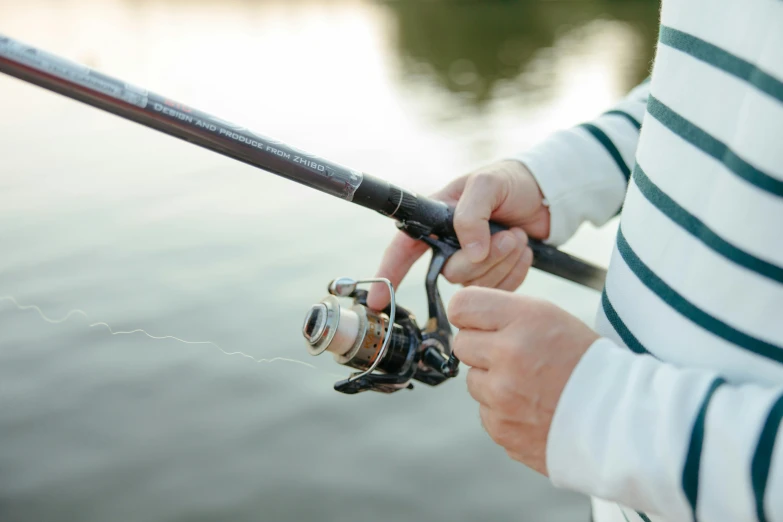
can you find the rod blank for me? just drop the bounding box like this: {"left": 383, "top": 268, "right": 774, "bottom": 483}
{"left": 0, "top": 33, "right": 607, "bottom": 291}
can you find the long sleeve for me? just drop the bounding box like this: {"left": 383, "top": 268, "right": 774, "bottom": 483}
{"left": 546, "top": 339, "right": 783, "bottom": 522}
{"left": 509, "top": 80, "right": 650, "bottom": 246}
{"left": 537, "top": 0, "right": 783, "bottom": 520}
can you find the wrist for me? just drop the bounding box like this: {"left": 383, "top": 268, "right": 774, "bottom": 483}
{"left": 506, "top": 150, "right": 576, "bottom": 247}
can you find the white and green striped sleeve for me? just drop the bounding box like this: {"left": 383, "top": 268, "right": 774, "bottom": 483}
{"left": 544, "top": 0, "right": 783, "bottom": 519}
{"left": 547, "top": 340, "right": 783, "bottom": 522}
{"left": 509, "top": 81, "right": 650, "bottom": 246}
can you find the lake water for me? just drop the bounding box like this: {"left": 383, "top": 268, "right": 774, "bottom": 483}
{"left": 0, "top": 1, "right": 659, "bottom": 520}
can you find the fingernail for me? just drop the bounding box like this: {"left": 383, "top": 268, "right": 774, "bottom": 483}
{"left": 498, "top": 235, "right": 514, "bottom": 254}
{"left": 465, "top": 241, "right": 485, "bottom": 262}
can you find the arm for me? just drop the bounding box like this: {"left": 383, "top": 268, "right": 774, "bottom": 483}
{"left": 511, "top": 80, "right": 651, "bottom": 246}
{"left": 547, "top": 338, "right": 783, "bottom": 521}
{"left": 366, "top": 80, "right": 651, "bottom": 310}
{"left": 447, "top": 285, "right": 782, "bottom": 522}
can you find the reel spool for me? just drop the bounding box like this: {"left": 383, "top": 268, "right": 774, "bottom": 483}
{"left": 301, "top": 236, "right": 461, "bottom": 394}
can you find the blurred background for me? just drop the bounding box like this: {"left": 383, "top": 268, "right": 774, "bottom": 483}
{"left": 0, "top": 1, "right": 658, "bottom": 521}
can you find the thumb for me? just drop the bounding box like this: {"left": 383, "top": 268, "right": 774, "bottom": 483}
{"left": 366, "top": 230, "right": 430, "bottom": 310}
{"left": 453, "top": 174, "right": 506, "bottom": 263}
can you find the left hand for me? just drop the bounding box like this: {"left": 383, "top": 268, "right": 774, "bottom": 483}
{"left": 449, "top": 286, "right": 599, "bottom": 476}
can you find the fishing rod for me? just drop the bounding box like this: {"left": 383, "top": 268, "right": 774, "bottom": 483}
{"left": 0, "top": 33, "right": 607, "bottom": 395}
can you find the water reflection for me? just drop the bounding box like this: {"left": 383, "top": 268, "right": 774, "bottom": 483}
{"left": 0, "top": 1, "right": 657, "bottom": 521}
{"left": 384, "top": 0, "right": 659, "bottom": 108}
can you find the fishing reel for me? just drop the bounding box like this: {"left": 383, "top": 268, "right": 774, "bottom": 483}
{"left": 301, "top": 234, "right": 460, "bottom": 394}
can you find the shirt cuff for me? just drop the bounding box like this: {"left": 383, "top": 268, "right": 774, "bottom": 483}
{"left": 545, "top": 338, "right": 636, "bottom": 494}
{"left": 506, "top": 126, "right": 629, "bottom": 246}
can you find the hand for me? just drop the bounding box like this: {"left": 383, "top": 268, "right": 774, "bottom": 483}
{"left": 449, "top": 286, "right": 599, "bottom": 476}
{"left": 367, "top": 160, "right": 550, "bottom": 310}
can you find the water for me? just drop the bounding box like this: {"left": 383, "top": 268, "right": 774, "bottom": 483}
{"left": 0, "top": 1, "right": 659, "bottom": 520}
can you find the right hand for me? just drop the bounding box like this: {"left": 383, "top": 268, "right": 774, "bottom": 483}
{"left": 366, "top": 160, "right": 551, "bottom": 310}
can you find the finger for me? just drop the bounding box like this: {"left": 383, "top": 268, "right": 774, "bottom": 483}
{"left": 443, "top": 228, "right": 526, "bottom": 285}
{"left": 453, "top": 329, "right": 495, "bottom": 369}
{"left": 479, "top": 403, "right": 499, "bottom": 439}
{"left": 453, "top": 173, "right": 508, "bottom": 263}
{"left": 466, "top": 367, "right": 492, "bottom": 406}
{"left": 448, "top": 286, "right": 521, "bottom": 330}
{"left": 464, "top": 230, "right": 527, "bottom": 289}
{"left": 366, "top": 231, "right": 430, "bottom": 310}
{"left": 505, "top": 449, "right": 526, "bottom": 464}
{"left": 433, "top": 175, "right": 468, "bottom": 204}
{"left": 496, "top": 247, "right": 534, "bottom": 292}
{"left": 366, "top": 179, "right": 469, "bottom": 311}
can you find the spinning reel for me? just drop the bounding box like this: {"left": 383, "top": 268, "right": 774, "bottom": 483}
{"left": 301, "top": 229, "right": 460, "bottom": 394}
{"left": 0, "top": 36, "right": 607, "bottom": 397}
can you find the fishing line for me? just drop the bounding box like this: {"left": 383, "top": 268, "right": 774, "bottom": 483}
{"left": 0, "top": 294, "right": 339, "bottom": 377}
{"left": 89, "top": 321, "right": 319, "bottom": 370}
{"left": 0, "top": 295, "right": 89, "bottom": 324}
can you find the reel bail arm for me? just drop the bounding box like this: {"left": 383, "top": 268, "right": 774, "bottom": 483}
{"left": 300, "top": 224, "right": 461, "bottom": 394}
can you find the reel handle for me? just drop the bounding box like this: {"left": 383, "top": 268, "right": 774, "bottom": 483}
{"left": 393, "top": 196, "right": 606, "bottom": 291}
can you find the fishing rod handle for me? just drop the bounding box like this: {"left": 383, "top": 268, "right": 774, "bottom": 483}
{"left": 479, "top": 213, "right": 607, "bottom": 292}
{"left": 411, "top": 193, "right": 609, "bottom": 292}
{"left": 352, "top": 175, "right": 607, "bottom": 291}
{"left": 490, "top": 223, "right": 607, "bottom": 291}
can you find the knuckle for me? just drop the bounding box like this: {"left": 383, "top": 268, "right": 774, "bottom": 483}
{"left": 514, "top": 227, "right": 529, "bottom": 245}
{"left": 479, "top": 406, "right": 497, "bottom": 433}
{"left": 518, "top": 257, "right": 531, "bottom": 274}
{"left": 490, "top": 422, "right": 513, "bottom": 448}
{"left": 469, "top": 279, "right": 491, "bottom": 291}
{"left": 506, "top": 449, "right": 525, "bottom": 463}
{"left": 442, "top": 258, "right": 468, "bottom": 284}
{"left": 514, "top": 264, "right": 530, "bottom": 287}
{"left": 504, "top": 338, "right": 524, "bottom": 361}
{"left": 464, "top": 272, "right": 489, "bottom": 289}
{"left": 478, "top": 404, "right": 490, "bottom": 425}
{"left": 452, "top": 331, "right": 467, "bottom": 358}
{"left": 466, "top": 370, "right": 482, "bottom": 398}
{"left": 469, "top": 170, "right": 499, "bottom": 189}
{"left": 502, "top": 273, "right": 524, "bottom": 293}
{"left": 448, "top": 286, "right": 481, "bottom": 318}
{"left": 461, "top": 172, "right": 501, "bottom": 205}
{"left": 464, "top": 365, "right": 475, "bottom": 383}
{"left": 512, "top": 233, "right": 527, "bottom": 253}
{"left": 452, "top": 208, "right": 473, "bottom": 231}
{"left": 467, "top": 385, "right": 481, "bottom": 404}
{"left": 522, "top": 247, "right": 534, "bottom": 267}
{"left": 489, "top": 379, "right": 518, "bottom": 411}
{"left": 493, "top": 340, "right": 514, "bottom": 364}
{"left": 491, "top": 231, "right": 521, "bottom": 257}
{"left": 492, "top": 353, "right": 514, "bottom": 375}
{"left": 441, "top": 264, "right": 457, "bottom": 283}
{"left": 446, "top": 293, "right": 462, "bottom": 320}
{"left": 447, "top": 289, "right": 470, "bottom": 323}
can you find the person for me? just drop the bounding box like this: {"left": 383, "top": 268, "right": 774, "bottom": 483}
{"left": 366, "top": 1, "right": 783, "bottom": 521}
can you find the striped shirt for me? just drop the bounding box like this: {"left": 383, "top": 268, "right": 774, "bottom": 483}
{"left": 511, "top": 1, "right": 783, "bottom": 521}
